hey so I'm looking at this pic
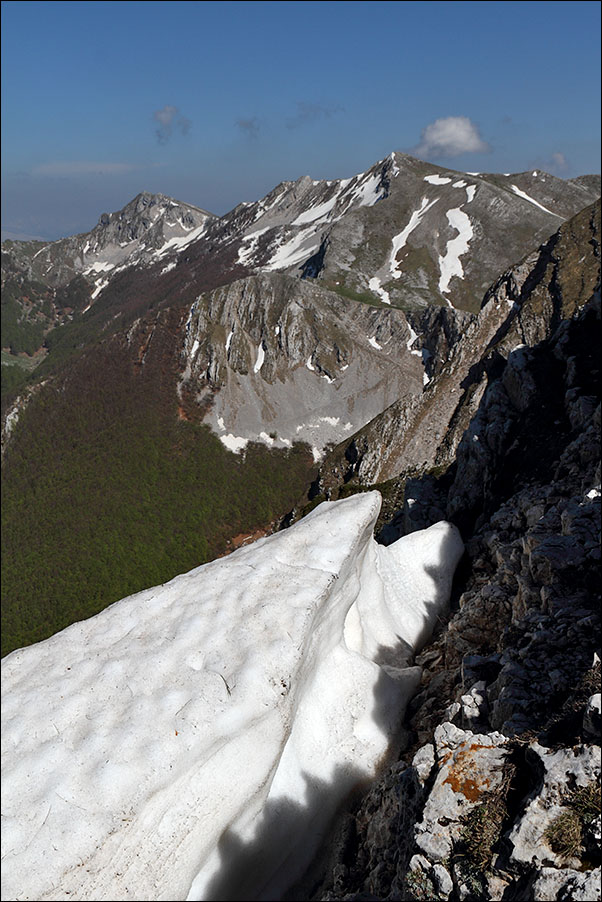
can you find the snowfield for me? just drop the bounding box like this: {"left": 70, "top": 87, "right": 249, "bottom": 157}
{"left": 1, "top": 492, "right": 463, "bottom": 902}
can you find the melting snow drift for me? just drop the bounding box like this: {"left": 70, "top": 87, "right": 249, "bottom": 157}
{"left": 1, "top": 492, "right": 463, "bottom": 902}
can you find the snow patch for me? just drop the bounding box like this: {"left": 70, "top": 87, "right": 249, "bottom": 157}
{"left": 161, "top": 261, "right": 177, "bottom": 275}
{"left": 225, "top": 329, "right": 234, "bottom": 353}
{"left": 155, "top": 223, "right": 207, "bottom": 258}
{"left": 85, "top": 261, "right": 115, "bottom": 274}
{"left": 368, "top": 276, "right": 391, "bottom": 305}
{"left": 390, "top": 196, "right": 439, "bottom": 280}
{"left": 438, "top": 207, "right": 474, "bottom": 294}
{"left": 350, "top": 171, "right": 384, "bottom": 207}
{"left": 237, "top": 228, "right": 270, "bottom": 266}
{"left": 406, "top": 323, "right": 422, "bottom": 357}
{"left": 292, "top": 196, "right": 338, "bottom": 225}
{"left": 90, "top": 279, "right": 109, "bottom": 300}
{"left": 220, "top": 433, "right": 249, "bottom": 453}
{"left": 510, "top": 185, "right": 561, "bottom": 217}
{"left": 264, "top": 227, "right": 321, "bottom": 271}
{"left": 368, "top": 336, "right": 382, "bottom": 350}
{"left": 424, "top": 174, "right": 452, "bottom": 185}
{"left": 253, "top": 342, "right": 265, "bottom": 374}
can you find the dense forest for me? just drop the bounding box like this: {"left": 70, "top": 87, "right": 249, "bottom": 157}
{"left": 1, "top": 293, "right": 317, "bottom": 657}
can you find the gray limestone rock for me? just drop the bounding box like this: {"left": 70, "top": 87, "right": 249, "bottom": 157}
{"left": 414, "top": 725, "right": 507, "bottom": 861}
{"left": 533, "top": 866, "right": 602, "bottom": 902}
{"left": 509, "top": 742, "right": 601, "bottom": 869}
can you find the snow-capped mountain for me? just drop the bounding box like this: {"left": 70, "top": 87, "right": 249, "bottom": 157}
{"left": 219, "top": 152, "right": 599, "bottom": 312}
{"left": 2, "top": 192, "right": 214, "bottom": 300}
{"left": 4, "top": 152, "right": 596, "bottom": 458}
{"left": 310, "top": 198, "right": 601, "bottom": 490}
{"left": 3, "top": 152, "right": 599, "bottom": 318}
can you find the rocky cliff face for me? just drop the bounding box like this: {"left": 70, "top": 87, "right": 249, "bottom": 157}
{"left": 178, "top": 272, "right": 425, "bottom": 455}
{"left": 301, "top": 202, "right": 601, "bottom": 902}
{"left": 312, "top": 200, "right": 600, "bottom": 492}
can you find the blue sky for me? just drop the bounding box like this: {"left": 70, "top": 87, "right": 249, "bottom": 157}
{"left": 1, "top": 0, "right": 600, "bottom": 240}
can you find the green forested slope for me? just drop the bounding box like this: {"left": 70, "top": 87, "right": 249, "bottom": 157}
{"left": 1, "top": 309, "right": 315, "bottom": 657}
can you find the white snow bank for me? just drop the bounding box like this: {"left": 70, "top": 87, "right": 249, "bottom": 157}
{"left": 349, "top": 171, "right": 383, "bottom": 207}
{"left": 510, "top": 184, "right": 561, "bottom": 217}
{"left": 84, "top": 260, "right": 115, "bottom": 274}
{"left": 438, "top": 207, "right": 474, "bottom": 294}
{"left": 155, "top": 223, "right": 208, "bottom": 258}
{"left": 253, "top": 342, "right": 265, "bottom": 374}
{"left": 368, "top": 276, "right": 391, "bottom": 305}
{"left": 406, "top": 322, "right": 423, "bottom": 357}
{"left": 390, "top": 196, "right": 439, "bottom": 280}
{"left": 1, "top": 492, "right": 463, "bottom": 902}
{"left": 237, "top": 228, "right": 270, "bottom": 266}
{"left": 423, "top": 174, "right": 451, "bottom": 185}
{"left": 219, "top": 432, "right": 249, "bottom": 453}
{"left": 291, "top": 195, "right": 337, "bottom": 225}
{"left": 264, "top": 226, "right": 321, "bottom": 271}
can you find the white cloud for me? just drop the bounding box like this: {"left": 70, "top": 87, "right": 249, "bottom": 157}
{"left": 413, "top": 116, "right": 490, "bottom": 158}
{"left": 32, "top": 161, "right": 138, "bottom": 176}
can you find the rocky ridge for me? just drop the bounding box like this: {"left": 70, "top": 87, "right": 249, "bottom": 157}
{"left": 3, "top": 153, "right": 599, "bottom": 333}
{"left": 1, "top": 192, "right": 214, "bottom": 295}
{"left": 298, "top": 203, "right": 601, "bottom": 902}
{"left": 310, "top": 200, "right": 600, "bottom": 492}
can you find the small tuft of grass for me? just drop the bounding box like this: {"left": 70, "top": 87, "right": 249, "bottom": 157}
{"left": 569, "top": 780, "right": 601, "bottom": 824}
{"left": 544, "top": 809, "right": 583, "bottom": 860}
{"left": 458, "top": 793, "right": 508, "bottom": 873}
{"left": 544, "top": 780, "right": 601, "bottom": 861}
